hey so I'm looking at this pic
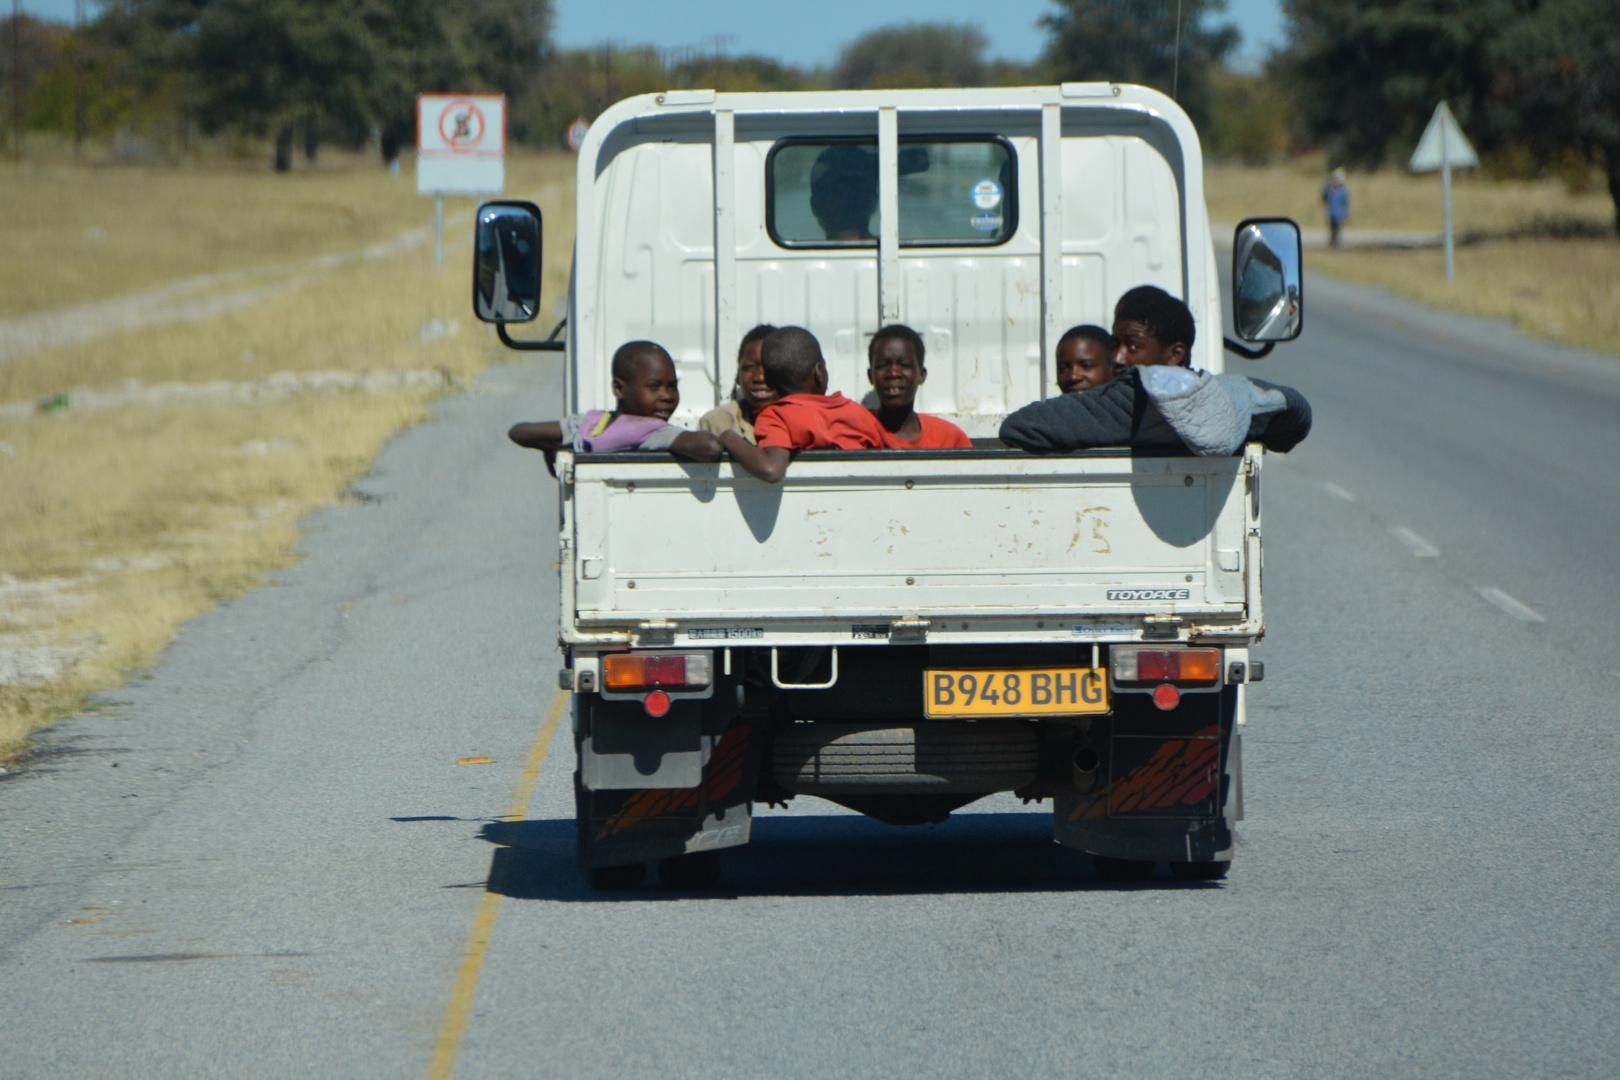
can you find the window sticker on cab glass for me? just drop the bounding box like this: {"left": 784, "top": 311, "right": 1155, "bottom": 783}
{"left": 766, "top": 136, "right": 1017, "bottom": 249}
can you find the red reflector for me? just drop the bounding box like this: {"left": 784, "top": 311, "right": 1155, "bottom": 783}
{"left": 644, "top": 655, "right": 687, "bottom": 686}
{"left": 643, "top": 690, "right": 672, "bottom": 717}
{"left": 1152, "top": 684, "right": 1181, "bottom": 711}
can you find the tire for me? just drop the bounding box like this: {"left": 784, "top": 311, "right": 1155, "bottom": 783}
{"left": 1090, "top": 854, "right": 1155, "bottom": 881}
{"left": 1169, "top": 860, "right": 1230, "bottom": 881}
{"left": 588, "top": 863, "right": 646, "bottom": 891}
{"left": 658, "top": 851, "right": 722, "bottom": 891}
{"left": 770, "top": 722, "right": 1037, "bottom": 794}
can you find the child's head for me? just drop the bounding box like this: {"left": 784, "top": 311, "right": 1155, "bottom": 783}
{"left": 610, "top": 341, "right": 679, "bottom": 420}
{"left": 866, "top": 324, "right": 926, "bottom": 411}
{"left": 1112, "top": 285, "right": 1195, "bottom": 369}
{"left": 761, "top": 326, "right": 828, "bottom": 397}
{"left": 734, "top": 323, "right": 779, "bottom": 411}
{"left": 1055, "top": 325, "right": 1117, "bottom": 393}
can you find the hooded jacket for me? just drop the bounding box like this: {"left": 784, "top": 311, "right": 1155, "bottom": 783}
{"left": 998, "top": 366, "right": 1312, "bottom": 456}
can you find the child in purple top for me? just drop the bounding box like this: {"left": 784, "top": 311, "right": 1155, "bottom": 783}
{"left": 508, "top": 341, "right": 722, "bottom": 461}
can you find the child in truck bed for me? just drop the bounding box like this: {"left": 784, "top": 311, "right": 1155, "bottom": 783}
{"left": 721, "top": 326, "right": 889, "bottom": 482}
{"left": 866, "top": 324, "right": 972, "bottom": 448}
{"left": 1000, "top": 286, "right": 1311, "bottom": 456}
{"left": 1055, "top": 324, "right": 1117, "bottom": 395}
{"left": 507, "top": 341, "right": 721, "bottom": 460}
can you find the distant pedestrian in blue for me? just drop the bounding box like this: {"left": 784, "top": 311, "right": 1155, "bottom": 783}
{"left": 1322, "top": 168, "right": 1350, "bottom": 249}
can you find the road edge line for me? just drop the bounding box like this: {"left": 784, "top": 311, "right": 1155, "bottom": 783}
{"left": 426, "top": 690, "right": 570, "bottom": 1080}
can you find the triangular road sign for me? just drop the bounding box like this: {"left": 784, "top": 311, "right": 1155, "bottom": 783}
{"left": 1409, "top": 101, "right": 1479, "bottom": 172}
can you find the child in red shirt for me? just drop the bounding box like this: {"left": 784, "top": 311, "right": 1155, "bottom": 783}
{"left": 865, "top": 324, "right": 971, "bottom": 448}
{"left": 721, "top": 326, "right": 888, "bottom": 482}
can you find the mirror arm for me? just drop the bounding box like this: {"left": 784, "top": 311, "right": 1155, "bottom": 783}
{"left": 497, "top": 318, "right": 567, "bottom": 352}
{"left": 1223, "top": 337, "right": 1275, "bottom": 360}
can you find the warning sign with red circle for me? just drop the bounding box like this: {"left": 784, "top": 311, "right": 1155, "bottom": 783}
{"left": 566, "top": 117, "right": 590, "bottom": 154}
{"left": 417, "top": 93, "right": 505, "bottom": 194}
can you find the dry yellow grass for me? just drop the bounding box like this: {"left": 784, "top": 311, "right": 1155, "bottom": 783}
{"left": 1317, "top": 240, "right": 1620, "bottom": 354}
{"left": 0, "top": 150, "right": 575, "bottom": 319}
{"left": 0, "top": 390, "right": 440, "bottom": 751}
{"left": 1206, "top": 158, "right": 1620, "bottom": 356}
{"left": 1206, "top": 156, "right": 1614, "bottom": 235}
{"left": 1, "top": 150, "right": 576, "bottom": 757}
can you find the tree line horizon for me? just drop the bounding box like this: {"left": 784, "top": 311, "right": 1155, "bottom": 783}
{"left": 3, "top": 1, "right": 1616, "bottom": 228}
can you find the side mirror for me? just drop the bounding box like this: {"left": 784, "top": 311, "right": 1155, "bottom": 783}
{"left": 473, "top": 200, "right": 541, "bottom": 323}
{"left": 1232, "top": 217, "right": 1302, "bottom": 342}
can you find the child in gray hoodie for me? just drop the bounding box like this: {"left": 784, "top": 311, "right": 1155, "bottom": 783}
{"left": 999, "top": 286, "right": 1311, "bottom": 456}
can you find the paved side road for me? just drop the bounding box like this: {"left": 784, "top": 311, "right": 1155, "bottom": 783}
{"left": 3, "top": 270, "right": 1619, "bottom": 1079}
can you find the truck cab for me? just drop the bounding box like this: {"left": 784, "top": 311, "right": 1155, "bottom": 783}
{"left": 473, "top": 84, "right": 1303, "bottom": 889}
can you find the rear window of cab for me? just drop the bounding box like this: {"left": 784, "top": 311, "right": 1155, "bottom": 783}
{"left": 766, "top": 136, "right": 1017, "bottom": 249}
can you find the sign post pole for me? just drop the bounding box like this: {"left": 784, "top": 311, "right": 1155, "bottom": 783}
{"left": 1441, "top": 122, "right": 1454, "bottom": 284}
{"left": 1409, "top": 101, "right": 1476, "bottom": 287}
{"left": 434, "top": 192, "right": 444, "bottom": 272}
{"left": 417, "top": 94, "right": 506, "bottom": 273}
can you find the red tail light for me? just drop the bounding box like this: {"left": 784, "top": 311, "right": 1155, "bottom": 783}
{"left": 1112, "top": 648, "right": 1221, "bottom": 686}
{"left": 602, "top": 653, "right": 712, "bottom": 691}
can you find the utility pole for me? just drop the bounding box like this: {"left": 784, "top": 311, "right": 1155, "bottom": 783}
{"left": 11, "top": 0, "right": 22, "bottom": 161}
{"left": 703, "top": 34, "right": 736, "bottom": 62}
{"left": 1171, "top": 0, "right": 1184, "bottom": 101}
{"left": 73, "top": 0, "right": 84, "bottom": 157}
{"left": 595, "top": 39, "right": 623, "bottom": 118}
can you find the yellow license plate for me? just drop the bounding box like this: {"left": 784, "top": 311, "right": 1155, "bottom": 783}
{"left": 924, "top": 667, "right": 1109, "bottom": 719}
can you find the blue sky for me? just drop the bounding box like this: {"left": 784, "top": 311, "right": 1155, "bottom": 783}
{"left": 20, "top": 1, "right": 1289, "bottom": 69}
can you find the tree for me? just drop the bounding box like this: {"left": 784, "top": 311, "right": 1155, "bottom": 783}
{"left": 1276, "top": 0, "right": 1515, "bottom": 166}
{"left": 1039, "top": 0, "right": 1240, "bottom": 131}
{"left": 1, "top": 11, "right": 62, "bottom": 157}
{"left": 834, "top": 22, "right": 992, "bottom": 89}
{"left": 1278, "top": 0, "right": 1620, "bottom": 233}
{"left": 1493, "top": 0, "right": 1620, "bottom": 231}
{"left": 97, "top": 0, "right": 552, "bottom": 168}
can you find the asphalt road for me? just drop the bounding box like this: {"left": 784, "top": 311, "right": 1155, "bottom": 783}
{"left": 3, "top": 270, "right": 1619, "bottom": 1079}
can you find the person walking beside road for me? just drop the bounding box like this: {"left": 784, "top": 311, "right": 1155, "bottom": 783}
{"left": 1323, "top": 168, "right": 1351, "bottom": 249}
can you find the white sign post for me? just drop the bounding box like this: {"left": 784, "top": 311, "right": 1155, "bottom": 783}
{"left": 417, "top": 94, "right": 506, "bottom": 270}
{"left": 1409, "top": 101, "right": 1479, "bottom": 284}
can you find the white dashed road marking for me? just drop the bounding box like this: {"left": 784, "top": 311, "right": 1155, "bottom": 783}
{"left": 1389, "top": 526, "right": 1441, "bottom": 557}
{"left": 1475, "top": 587, "right": 1547, "bottom": 624}
{"left": 1321, "top": 482, "right": 1356, "bottom": 502}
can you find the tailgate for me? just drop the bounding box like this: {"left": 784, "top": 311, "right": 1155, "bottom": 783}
{"left": 562, "top": 447, "right": 1259, "bottom": 641}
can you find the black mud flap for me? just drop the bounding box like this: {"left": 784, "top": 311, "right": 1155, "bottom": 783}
{"left": 1053, "top": 687, "right": 1238, "bottom": 864}
{"left": 576, "top": 710, "right": 767, "bottom": 870}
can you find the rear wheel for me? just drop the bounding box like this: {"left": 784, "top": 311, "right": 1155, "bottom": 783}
{"left": 659, "top": 851, "right": 722, "bottom": 891}
{"left": 1169, "top": 860, "right": 1230, "bottom": 881}
{"left": 588, "top": 863, "right": 646, "bottom": 891}
{"left": 1090, "top": 854, "right": 1155, "bottom": 881}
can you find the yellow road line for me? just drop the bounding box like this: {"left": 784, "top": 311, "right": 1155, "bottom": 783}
{"left": 426, "top": 690, "right": 570, "bottom": 1080}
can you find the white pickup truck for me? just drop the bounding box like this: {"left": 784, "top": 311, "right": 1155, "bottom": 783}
{"left": 472, "top": 84, "right": 1304, "bottom": 890}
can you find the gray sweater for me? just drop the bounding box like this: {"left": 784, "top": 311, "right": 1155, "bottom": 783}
{"left": 999, "top": 366, "right": 1312, "bottom": 455}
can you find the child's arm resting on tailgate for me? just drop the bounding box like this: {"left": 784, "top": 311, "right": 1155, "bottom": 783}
{"left": 669, "top": 430, "right": 724, "bottom": 461}
{"left": 508, "top": 421, "right": 565, "bottom": 450}
{"left": 720, "top": 430, "right": 790, "bottom": 483}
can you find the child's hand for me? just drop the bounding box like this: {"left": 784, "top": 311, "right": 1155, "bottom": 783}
{"left": 721, "top": 430, "right": 791, "bottom": 483}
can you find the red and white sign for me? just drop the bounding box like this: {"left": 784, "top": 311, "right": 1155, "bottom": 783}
{"left": 566, "top": 117, "right": 591, "bottom": 154}
{"left": 417, "top": 93, "right": 505, "bottom": 194}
